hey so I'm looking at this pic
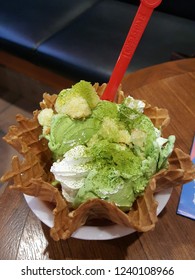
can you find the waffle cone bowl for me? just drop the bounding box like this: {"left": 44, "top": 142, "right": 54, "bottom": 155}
{"left": 1, "top": 83, "right": 195, "bottom": 241}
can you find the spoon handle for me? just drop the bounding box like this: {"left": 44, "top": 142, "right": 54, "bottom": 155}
{"left": 101, "top": 0, "right": 162, "bottom": 101}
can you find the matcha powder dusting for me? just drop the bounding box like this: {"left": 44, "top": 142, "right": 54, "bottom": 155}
{"left": 73, "top": 141, "right": 149, "bottom": 210}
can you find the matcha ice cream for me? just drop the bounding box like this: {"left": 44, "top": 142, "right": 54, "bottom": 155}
{"left": 38, "top": 80, "right": 175, "bottom": 211}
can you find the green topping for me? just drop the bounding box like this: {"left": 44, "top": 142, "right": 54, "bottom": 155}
{"left": 92, "top": 100, "right": 118, "bottom": 120}
{"left": 54, "top": 80, "right": 100, "bottom": 118}
{"left": 73, "top": 141, "right": 149, "bottom": 210}
{"left": 73, "top": 168, "right": 137, "bottom": 211}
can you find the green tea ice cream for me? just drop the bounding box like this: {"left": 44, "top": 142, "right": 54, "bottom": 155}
{"left": 38, "top": 80, "right": 175, "bottom": 211}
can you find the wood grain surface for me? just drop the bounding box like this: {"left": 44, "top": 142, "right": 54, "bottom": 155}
{"left": 0, "top": 58, "right": 195, "bottom": 260}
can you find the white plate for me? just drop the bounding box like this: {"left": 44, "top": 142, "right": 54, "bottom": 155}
{"left": 24, "top": 188, "right": 172, "bottom": 240}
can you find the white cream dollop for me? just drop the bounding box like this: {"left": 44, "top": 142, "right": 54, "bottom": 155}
{"left": 124, "top": 96, "right": 145, "bottom": 113}
{"left": 50, "top": 145, "right": 91, "bottom": 203}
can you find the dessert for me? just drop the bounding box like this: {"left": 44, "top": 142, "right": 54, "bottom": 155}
{"left": 1, "top": 81, "right": 195, "bottom": 240}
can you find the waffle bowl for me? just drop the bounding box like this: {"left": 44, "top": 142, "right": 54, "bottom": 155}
{"left": 1, "top": 84, "right": 195, "bottom": 241}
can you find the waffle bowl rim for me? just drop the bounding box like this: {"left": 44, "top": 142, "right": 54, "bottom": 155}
{"left": 23, "top": 186, "right": 172, "bottom": 240}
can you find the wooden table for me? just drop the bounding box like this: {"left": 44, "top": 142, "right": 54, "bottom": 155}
{"left": 0, "top": 58, "right": 195, "bottom": 260}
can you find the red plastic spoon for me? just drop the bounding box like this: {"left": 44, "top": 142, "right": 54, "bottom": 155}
{"left": 101, "top": 0, "right": 162, "bottom": 101}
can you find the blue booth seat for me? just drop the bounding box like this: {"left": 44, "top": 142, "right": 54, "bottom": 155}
{"left": 0, "top": 0, "right": 194, "bottom": 83}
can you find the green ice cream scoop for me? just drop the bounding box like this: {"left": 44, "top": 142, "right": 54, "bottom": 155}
{"left": 73, "top": 141, "right": 149, "bottom": 211}
{"left": 46, "top": 114, "right": 100, "bottom": 160}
